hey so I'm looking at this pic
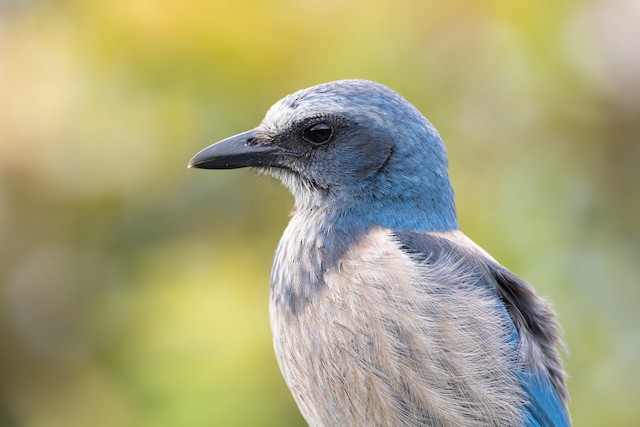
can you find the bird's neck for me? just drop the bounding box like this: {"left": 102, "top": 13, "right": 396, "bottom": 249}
{"left": 332, "top": 196, "right": 458, "bottom": 234}
{"left": 294, "top": 183, "right": 459, "bottom": 235}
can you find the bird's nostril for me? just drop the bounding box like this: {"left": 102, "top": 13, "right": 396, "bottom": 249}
{"left": 246, "top": 137, "right": 255, "bottom": 145}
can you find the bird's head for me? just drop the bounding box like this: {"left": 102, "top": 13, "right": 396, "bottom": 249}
{"left": 189, "top": 80, "right": 458, "bottom": 232}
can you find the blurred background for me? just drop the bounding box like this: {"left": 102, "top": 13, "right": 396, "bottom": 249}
{"left": 1, "top": 0, "right": 639, "bottom": 426}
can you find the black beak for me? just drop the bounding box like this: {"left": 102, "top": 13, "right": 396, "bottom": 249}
{"left": 188, "top": 129, "right": 284, "bottom": 169}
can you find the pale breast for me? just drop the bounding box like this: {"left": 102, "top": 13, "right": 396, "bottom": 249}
{"left": 270, "top": 227, "right": 525, "bottom": 427}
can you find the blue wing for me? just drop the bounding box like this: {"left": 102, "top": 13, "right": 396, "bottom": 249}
{"left": 522, "top": 369, "right": 570, "bottom": 427}
{"left": 394, "top": 230, "right": 570, "bottom": 427}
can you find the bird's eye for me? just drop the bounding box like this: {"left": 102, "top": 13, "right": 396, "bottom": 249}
{"left": 302, "top": 123, "right": 333, "bottom": 145}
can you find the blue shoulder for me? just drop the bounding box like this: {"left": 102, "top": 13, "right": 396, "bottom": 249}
{"left": 522, "top": 368, "right": 570, "bottom": 427}
{"left": 393, "top": 230, "right": 570, "bottom": 427}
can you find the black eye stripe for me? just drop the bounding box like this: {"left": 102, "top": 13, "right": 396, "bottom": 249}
{"left": 302, "top": 123, "right": 333, "bottom": 145}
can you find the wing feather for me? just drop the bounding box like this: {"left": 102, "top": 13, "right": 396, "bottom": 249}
{"left": 394, "top": 230, "right": 570, "bottom": 426}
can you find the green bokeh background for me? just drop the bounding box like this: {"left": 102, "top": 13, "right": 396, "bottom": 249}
{"left": 1, "top": 1, "right": 639, "bottom": 426}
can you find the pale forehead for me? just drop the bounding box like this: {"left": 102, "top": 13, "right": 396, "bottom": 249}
{"left": 261, "top": 93, "right": 348, "bottom": 134}
{"left": 260, "top": 87, "right": 395, "bottom": 136}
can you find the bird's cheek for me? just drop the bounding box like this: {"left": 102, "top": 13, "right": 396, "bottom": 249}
{"left": 354, "top": 140, "right": 393, "bottom": 179}
{"left": 279, "top": 151, "right": 310, "bottom": 173}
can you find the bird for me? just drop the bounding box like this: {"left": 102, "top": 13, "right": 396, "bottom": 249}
{"left": 188, "top": 79, "right": 570, "bottom": 426}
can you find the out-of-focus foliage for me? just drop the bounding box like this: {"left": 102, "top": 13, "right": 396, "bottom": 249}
{"left": 1, "top": 0, "right": 639, "bottom": 426}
